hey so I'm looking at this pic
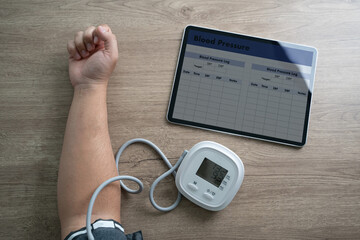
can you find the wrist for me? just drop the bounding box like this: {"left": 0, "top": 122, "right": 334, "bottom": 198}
{"left": 74, "top": 82, "right": 108, "bottom": 92}
{"left": 73, "top": 83, "right": 108, "bottom": 97}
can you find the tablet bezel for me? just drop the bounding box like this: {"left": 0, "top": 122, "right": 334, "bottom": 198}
{"left": 167, "top": 25, "right": 317, "bottom": 147}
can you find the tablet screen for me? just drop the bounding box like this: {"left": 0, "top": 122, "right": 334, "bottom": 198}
{"left": 167, "top": 26, "right": 317, "bottom": 147}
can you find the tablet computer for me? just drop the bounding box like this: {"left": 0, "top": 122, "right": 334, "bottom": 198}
{"left": 167, "top": 25, "right": 317, "bottom": 147}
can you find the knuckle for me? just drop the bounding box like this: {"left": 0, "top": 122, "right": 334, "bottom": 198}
{"left": 84, "top": 26, "right": 95, "bottom": 39}
{"left": 74, "top": 31, "right": 84, "bottom": 40}
{"left": 100, "top": 24, "right": 111, "bottom": 32}
{"left": 83, "top": 34, "right": 92, "bottom": 43}
{"left": 86, "top": 26, "right": 95, "bottom": 32}
{"left": 101, "top": 23, "right": 109, "bottom": 29}
{"left": 67, "top": 40, "right": 74, "bottom": 51}
{"left": 74, "top": 35, "right": 85, "bottom": 49}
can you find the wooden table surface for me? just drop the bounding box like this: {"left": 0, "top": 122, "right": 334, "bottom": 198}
{"left": 1, "top": 0, "right": 360, "bottom": 239}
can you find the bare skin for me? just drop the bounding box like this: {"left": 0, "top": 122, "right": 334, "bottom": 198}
{"left": 57, "top": 24, "right": 120, "bottom": 239}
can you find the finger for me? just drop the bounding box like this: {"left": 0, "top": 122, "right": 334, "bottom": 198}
{"left": 95, "top": 25, "right": 118, "bottom": 60}
{"left": 98, "top": 24, "right": 112, "bottom": 34}
{"left": 83, "top": 26, "right": 96, "bottom": 51}
{"left": 94, "top": 24, "right": 112, "bottom": 44}
{"left": 74, "top": 31, "right": 89, "bottom": 58}
{"left": 67, "top": 40, "right": 81, "bottom": 60}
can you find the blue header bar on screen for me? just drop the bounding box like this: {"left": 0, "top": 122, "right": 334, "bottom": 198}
{"left": 187, "top": 29, "right": 314, "bottom": 66}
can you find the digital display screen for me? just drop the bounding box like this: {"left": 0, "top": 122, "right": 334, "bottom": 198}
{"left": 167, "top": 26, "right": 318, "bottom": 147}
{"left": 196, "top": 158, "right": 228, "bottom": 187}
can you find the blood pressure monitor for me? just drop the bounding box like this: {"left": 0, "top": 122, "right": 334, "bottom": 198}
{"left": 175, "top": 141, "right": 244, "bottom": 211}
{"left": 87, "top": 140, "right": 244, "bottom": 239}
{"left": 86, "top": 139, "right": 245, "bottom": 239}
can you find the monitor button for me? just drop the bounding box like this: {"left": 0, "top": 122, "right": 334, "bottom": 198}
{"left": 187, "top": 182, "right": 198, "bottom": 191}
{"left": 203, "top": 192, "right": 214, "bottom": 200}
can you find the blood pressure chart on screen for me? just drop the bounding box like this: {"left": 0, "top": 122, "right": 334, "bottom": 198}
{"left": 168, "top": 26, "right": 317, "bottom": 146}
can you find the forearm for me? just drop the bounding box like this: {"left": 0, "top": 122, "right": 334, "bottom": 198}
{"left": 57, "top": 85, "right": 120, "bottom": 235}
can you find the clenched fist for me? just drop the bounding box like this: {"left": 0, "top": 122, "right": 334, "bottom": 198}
{"left": 67, "top": 24, "right": 118, "bottom": 88}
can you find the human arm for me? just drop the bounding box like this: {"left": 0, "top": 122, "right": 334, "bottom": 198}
{"left": 57, "top": 25, "right": 120, "bottom": 239}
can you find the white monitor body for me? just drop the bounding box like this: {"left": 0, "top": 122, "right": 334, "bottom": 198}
{"left": 175, "top": 141, "right": 244, "bottom": 211}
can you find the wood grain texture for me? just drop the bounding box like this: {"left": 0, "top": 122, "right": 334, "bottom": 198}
{"left": 1, "top": 0, "right": 360, "bottom": 239}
